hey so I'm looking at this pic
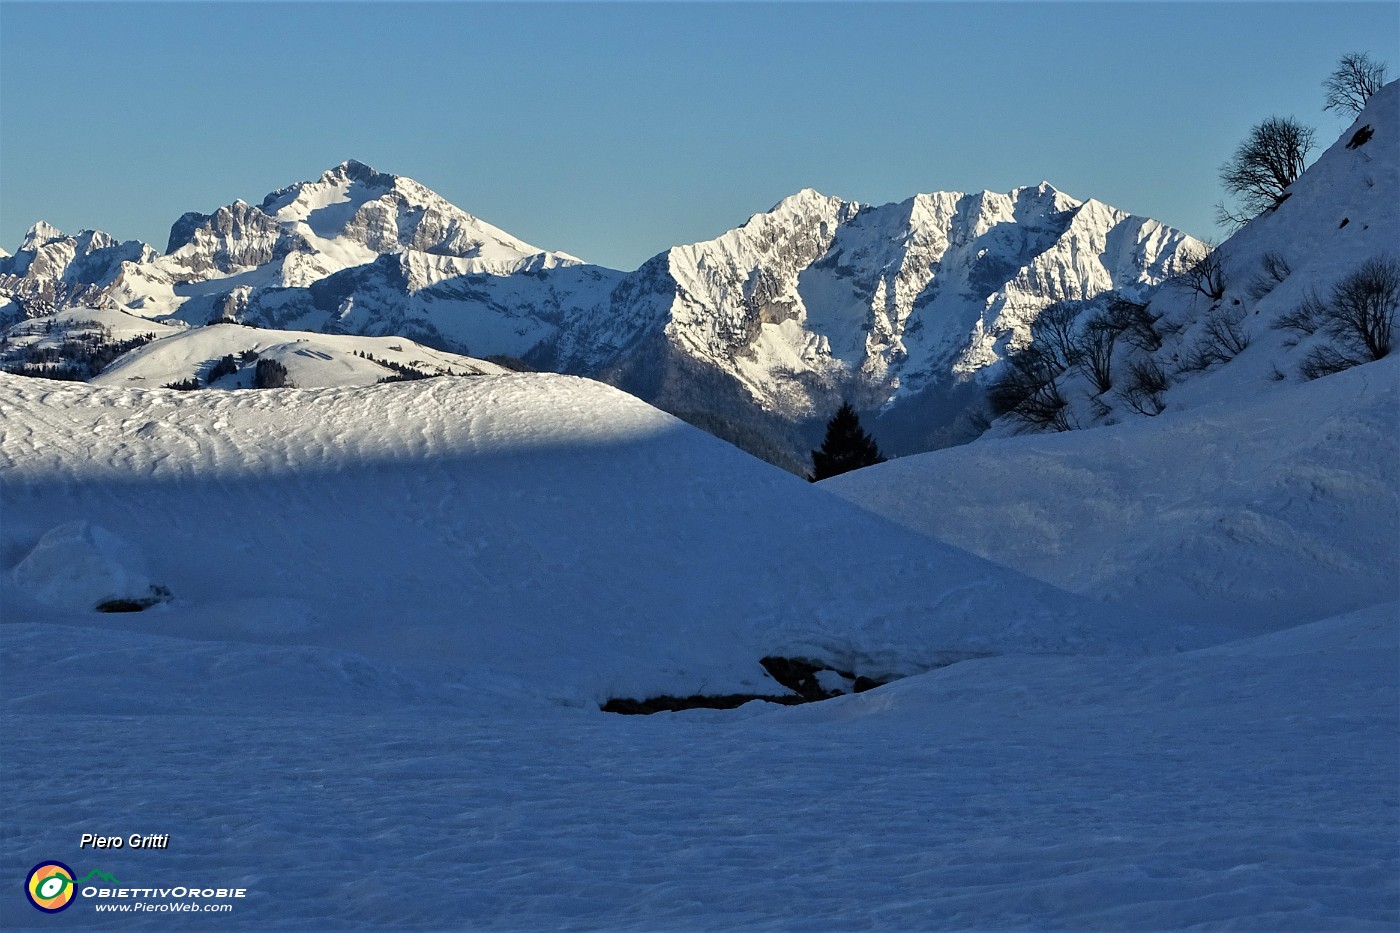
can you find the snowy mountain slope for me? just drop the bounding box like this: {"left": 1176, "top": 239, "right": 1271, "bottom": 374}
{"left": 572, "top": 183, "right": 1200, "bottom": 464}
{"left": 0, "top": 222, "right": 155, "bottom": 314}
{"left": 823, "top": 352, "right": 1399, "bottom": 636}
{"left": 0, "top": 374, "right": 1178, "bottom": 712}
{"left": 983, "top": 80, "right": 1399, "bottom": 438}
{"left": 0, "top": 312, "right": 504, "bottom": 388}
{"left": 100, "top": 160, "right": 593, "bottom": 324}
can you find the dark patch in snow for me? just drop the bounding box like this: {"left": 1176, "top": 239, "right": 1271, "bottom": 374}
{"left": 95, "top": 585, "right": 172, "bottom": 613}
{"left": 1346, "top": 125, "right": 1374, "bottom": 149}
{"left": 602, "top": 656, "right": 891, "bottom": 715}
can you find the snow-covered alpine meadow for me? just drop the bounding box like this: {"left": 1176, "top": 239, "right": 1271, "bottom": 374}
{"left": 2, "top": 357, "right": 1396, "bottom": 929}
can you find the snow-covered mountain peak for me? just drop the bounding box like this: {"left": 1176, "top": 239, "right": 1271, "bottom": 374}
{"left": 20, "top": 221, "right": 67, "bottom": 251}
{"left": 764, "top": 187, "right": 846, "bottom": 214}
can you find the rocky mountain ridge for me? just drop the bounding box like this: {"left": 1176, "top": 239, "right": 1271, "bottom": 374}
{"left": 0, "top": 160, "right": 1204, "bottom": 468}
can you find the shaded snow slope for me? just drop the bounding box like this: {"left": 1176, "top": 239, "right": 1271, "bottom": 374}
{"left": 824, "top": 354, "right": 1399, "bottom": 635}
{"left": 0, "top": 373, "right": 1165, "bottom": 712}
{"left": 3, "top": 601, "right": 1392, "bottom": 930}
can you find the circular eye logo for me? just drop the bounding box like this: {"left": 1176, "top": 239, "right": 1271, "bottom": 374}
{"left": 26, "top": 862, "right": 76, "bottom": 913}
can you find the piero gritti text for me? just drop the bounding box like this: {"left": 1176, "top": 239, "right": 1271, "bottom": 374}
{"left": 81, "top": 833, "right": 170, "bottom": 850}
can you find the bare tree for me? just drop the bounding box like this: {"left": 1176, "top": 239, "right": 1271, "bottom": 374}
{"left": 1324, "top": 52, "right": 1389, "bottom": 117}
{"left": 1217, "top": 116, "right": 1316, "bottom": 227}
{"left": 1171, "top": 243, "right": 1228, "bottom": 301}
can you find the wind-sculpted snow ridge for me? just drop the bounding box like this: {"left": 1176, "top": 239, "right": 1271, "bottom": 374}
{"left": 824, "top": 353, "right": 1399, "bottom": 638}
{"left": 0, "top": 372, "right": 1193, "bottom": 712}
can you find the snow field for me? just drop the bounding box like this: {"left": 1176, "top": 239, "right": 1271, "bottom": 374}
{"left": 824, "top": 355, "right": 1400, "bottom": 637}
{"left": 2, "top": 602, "right": 1394, "bottom": 930}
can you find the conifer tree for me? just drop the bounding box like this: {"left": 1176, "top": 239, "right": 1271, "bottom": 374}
{"left": 809, "top": 402, "right": 885, "bottom": 481}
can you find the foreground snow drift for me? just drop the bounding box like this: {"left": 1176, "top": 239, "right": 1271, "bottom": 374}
{"left": 824, "top": 356, "right": 1399, "bottom": 636}
{"left": 3, "top": 603, "right": 1393, "bottom": 930}
{"left": 0, "top": 372, "right": 1147, "bottom": 712}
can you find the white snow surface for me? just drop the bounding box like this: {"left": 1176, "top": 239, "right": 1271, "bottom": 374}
{"left": 89, "top": 323, "right": 507, "bottom": 389}
{"left": 3, "top": 601, "right": 1393, "bottom": 930}
{"left": 825, "top": 353, "right": 1399, "bottom": 636}
{"left": 1, "top": 370, "right": 1395, "bottom": 929}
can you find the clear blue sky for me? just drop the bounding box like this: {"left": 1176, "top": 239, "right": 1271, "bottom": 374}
{"left": 1, "top": 2, "right": 1395, "bottom": 271}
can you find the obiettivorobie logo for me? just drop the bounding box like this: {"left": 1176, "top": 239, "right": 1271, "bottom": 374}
{"left": 24, "top": 861, "right": 247, "bottom": 915}
{"left": 25, "top": 862, "right": 118, "bottom": 913}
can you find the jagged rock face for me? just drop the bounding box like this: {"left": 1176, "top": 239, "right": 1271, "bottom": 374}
{"left": 0, "top": 223, "right": 155, "bottom": 315}
{"left": 164, "top": 201, "right": 290, "bottom": 278}
{"left": 571, "top": 183, "right": 1200, "bottom": 426}
{"left": 2, "top": 161, "right": 1202, "bottom": 466}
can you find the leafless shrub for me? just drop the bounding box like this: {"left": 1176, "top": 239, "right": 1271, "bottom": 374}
{"left": 1171, "top": 244, "right": 1228, "bottom": 301}
{"left": 1074, "top": 314, "right": 1117, "bottom": 395}
{"left": 1030, "top": 300, "right": 1083, "bottom": 371}
{"left": 1299, "top": 344, "right": 1364, "bottom": 381}
{"left": 1323, "top": 255, "right": 1398, "bottom": 361}
{"left": 1104, "top": 296, "right": 1162, "bottom": 352}
{"left": 1272, "top": 289, "right": 1327, "bottom": 347}
{"left": 1117, "top": 359, "right": 1169, "bottom": 416}
{"left": 1246, "top": 251, "right": 1292, "bottom": 301}
{"left": 1180, "top": 305, "right": 1251, "bottom": 372}
{"left": 988, "top": 346, "right": 1073, "bottom": 432}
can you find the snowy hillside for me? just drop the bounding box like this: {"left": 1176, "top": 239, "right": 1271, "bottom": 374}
{"left": 0, "top": 310, "right": 504, "bottom": 388}
{"left": 0, "top": 374, "right": 1163, "bottom": 711}
{"left": 90, "top": 325, "right": 507, "bottom": 389}
{"left": 980, "top": 80, "right": 1398, "bottom": 438}
{"left": 824, "top": 353, "right": 1399, "bottom": 636}
{"left": 1, "top": 162, "right": 1201, "bottom": 469}
{"left": 5, "top": 602, "right": 1394, "bottom": 930}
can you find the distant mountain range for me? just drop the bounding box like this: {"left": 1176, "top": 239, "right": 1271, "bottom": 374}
{"left": 0, "top": 159, "right": 1202, "bottom": 470}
